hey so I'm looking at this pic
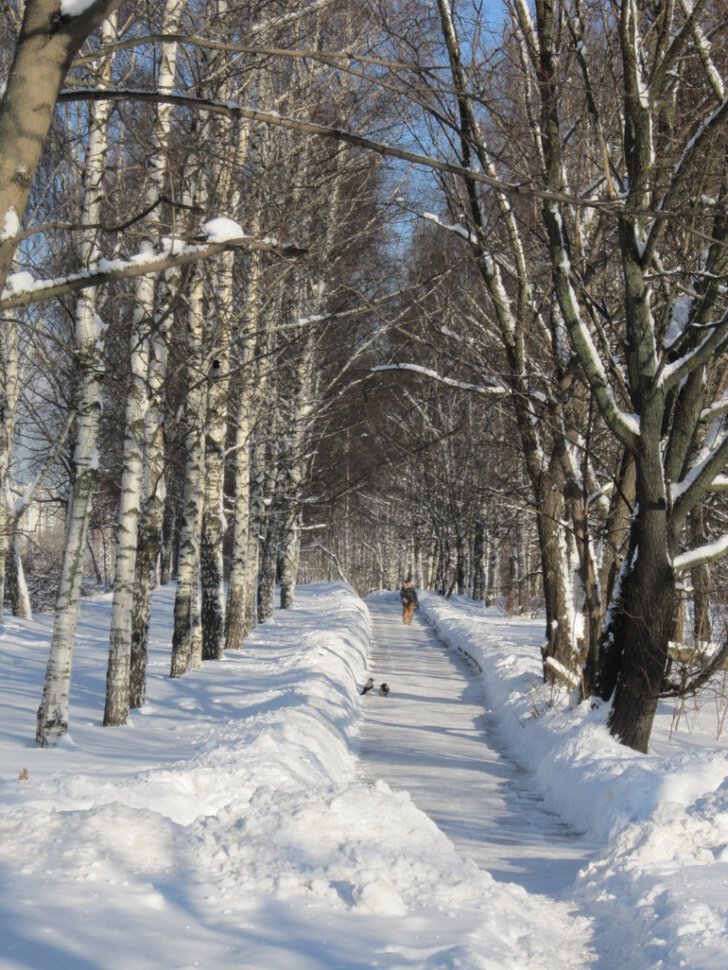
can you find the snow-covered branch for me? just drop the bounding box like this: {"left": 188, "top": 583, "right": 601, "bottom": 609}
{"left": 657, "top": 313, "right": 728, "bottom": 393}
{"left": 371, "top": 363, "right": 507, "bottom": 396}
{"left": 0, "top": 231, "right": 303, "bottom": 310}
{"left": 701, "top": 395, "right": 728, "bottom": 423}
{"left": 420, "top": 211, "right": 478, "bottom": 243}
{"left": 673, "top": 534, "right": 728, "bottom": 574}
{"left": 671, "top": 432, "right": 728, "bottom": 526}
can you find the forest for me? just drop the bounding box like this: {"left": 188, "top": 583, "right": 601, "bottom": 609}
{"left": 1, "top": 0, "right": 727, "bottom": 755}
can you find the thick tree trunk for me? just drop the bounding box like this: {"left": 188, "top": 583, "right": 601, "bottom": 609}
{"left": 0, "top": 0, "right": 123, "bottom": 293}
{"left": 605, "top": 513, "right": 676, "bottom": 753}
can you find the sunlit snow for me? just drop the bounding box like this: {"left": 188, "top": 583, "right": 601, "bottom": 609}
{"left": 1, "top": 584, "right": 727, "bottom": 968}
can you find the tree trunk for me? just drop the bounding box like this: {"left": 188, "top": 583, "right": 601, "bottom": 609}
{"left": 35, "top": 18, "right": 116, "bottom": 745}
{"left": 689, "top": 507, "right": 712, "bottom": 646}
{"left": 471, "top": 516, "right": 486, "bottom": 602}
{"left": 106, "top": 0, "right": 183, "bottom": 724}
{"left": 6, "top": 527, "right": 32, "bottom": 618}
{"left": 104, "top": 260, "right": 152, "bottom": 726}
{"left": 0, "top": 0, "right": 123, "bottom": 294}
{"left": 170, "top": 270, "right": 206, "bottom": 678}
{"left": 0, "top": 314, "right": 18, "bottom": 621}
{"left": 200, "top": 356, "right": 227, "bottom": 660}
{"left": 127, "top": 0, "right": 183, "bottom": 707}
{"left": 605, "top": 508, "right": 676, "bottom": 752}
{"left": 279, "top": 511, "right": 301, "bottom": 609}
{"left": 223, "top": 235, "right": 263, "bottom": 649}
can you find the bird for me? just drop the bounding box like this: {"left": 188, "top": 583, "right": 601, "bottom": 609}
{"left": 379, "top": 683, "right": 390, "bottom": 697}
{"left": 360, "top": 677, "right": 375, "bottom": 695}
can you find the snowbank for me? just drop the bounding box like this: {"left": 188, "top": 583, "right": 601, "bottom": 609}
{"left": 420, "top": 592, "right": 728, "bottom": 970}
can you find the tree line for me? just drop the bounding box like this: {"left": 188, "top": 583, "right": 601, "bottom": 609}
{"left": 1, "top": 0, "right": 727, "bottom": 754}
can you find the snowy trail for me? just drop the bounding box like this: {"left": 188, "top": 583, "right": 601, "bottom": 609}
{"left": 358, "top": 597, "right": 596, "bottom": 896}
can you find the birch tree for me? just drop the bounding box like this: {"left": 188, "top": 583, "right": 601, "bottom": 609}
{"left": 104, "top": 0, "right": 185, "bottom": 726}
{"left": 170, "top": 249, "right": 207, "bottom": 678}
{"left": 506, "top": 0, "right": 728, "bottom": 749}
{"left": 36, "top": 13, "right": 118, "bottom": 746}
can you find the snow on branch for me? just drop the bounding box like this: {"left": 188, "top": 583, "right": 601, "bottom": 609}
{"left": 671, "top": 432, "right": 728, "bottom": 526}
{"left": 421, "top": 211, "right": 478, "bottom": 243}
{"left": 544, "top": 656, "right": 581, "bottom": 690}
{"left": 0, "top": 232, "right": 303, "bottom": 310}
{"left": 701, "top": 394, "right": 728, "bottom": 423}
{"left": 371, "top": 363, "right": 507, "bottom": 396}
{"left": 673, "top": 534, "right": 728, "bottom": 574}
{"left": 657, "top": 316, "right": 728, "bottom": 393}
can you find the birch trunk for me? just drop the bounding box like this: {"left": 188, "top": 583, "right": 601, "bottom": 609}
{"left": 200, "top": 341, "right": 227, "bottom": 661}
{"left": 222, "top": 90, "right": 267, "bottom": 648}
{"left": 471, "top": 516, "right": 486, "bottom": 602}
{"left": 35, "top": 17, "right": 116, "bottom": 746}
{"left": 105, "top": 0, "right": 183, "bottom": 724}
{"left": 0, "top": 311, "right": 19, "bottom": 621}
{"left": 170, "top": 269, "right": 206, "bottom": 677}
{"left": 103, "top": 259, "right": 152, "bottom": 725}
{"left": 256, "top": 428, "right": 281, "bottom": 625}
{"left": 223, "top": 264, "right": 261, "bottom": 648}
{"left": 129, "top": 0, "right": 185, "bottom": 704}
{"left": 128, "top": 277, "right": 172, "bottom": 707}
{"left": 6, "top": 526, "right": 32, "bottom": 618}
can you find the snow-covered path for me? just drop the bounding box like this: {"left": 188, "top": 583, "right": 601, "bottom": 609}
{"left": 358, "top": 597, "right": 595, "bottom": 896}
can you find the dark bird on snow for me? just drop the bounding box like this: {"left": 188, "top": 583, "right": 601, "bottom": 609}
{"left": 360, "top": 677, "right": 375, "bottom": 695}
{"left": 379, "top": 683, "right": 390, "bottom": 697}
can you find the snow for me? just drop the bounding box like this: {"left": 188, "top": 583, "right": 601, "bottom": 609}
{"left": 371, "top": 362, "right": 507, "bottom": 396}
{"left": 421, "top": 211, "right": 478, "bottom": 243}
{"left": 665, "top": 294, "right": 692, "bottom": 348}
{"left": 674, "top": 533, "right": 728, "bottom": 573}
{"left": 1, "top": 583, "right": 728, "bottom": 968}
{"left": 0, "top": 207, "right": 19, "bottom": 242}
{"left": 61, "top": 0, "right": 98, "bottom": 15}
{"left": 2, "top": 270, "right": 35, "bottom": 294}
{"left": 202, "top": 217, "right": 248, "bottom": 242}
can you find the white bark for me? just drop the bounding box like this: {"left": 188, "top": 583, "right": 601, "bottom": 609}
{"left": 223, "top": 256, "right": 260, "bottom": 648}
{"left": 105, "top": 0, "right": 184, "bottom": 724}
{"left": 170, "top": 268, "right": 206, "bottom": 677}
{"left": 0, "top": 311, "right": 19, "bottom": 620}
{"left": 36, "top": 15, "right": 117, "bottom": 745}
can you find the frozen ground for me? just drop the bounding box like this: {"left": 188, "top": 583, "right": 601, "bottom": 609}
{"left": 0, "top": 583, "right": 727, "bottom": 968}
